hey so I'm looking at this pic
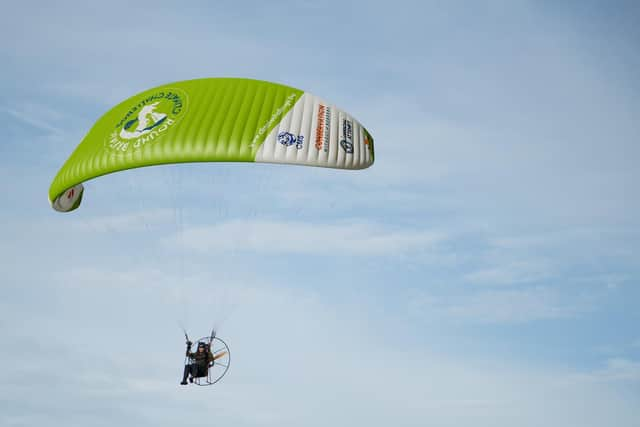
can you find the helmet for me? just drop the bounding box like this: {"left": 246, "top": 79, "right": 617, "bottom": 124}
{"left": 197, "top": 342, "right": 207, "bottom": 349}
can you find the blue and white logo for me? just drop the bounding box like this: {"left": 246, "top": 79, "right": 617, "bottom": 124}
{"left": 119, "top": 103, "right": 167, "bottom": 140}
{"left": 340, "top": 119, "right": 354, "bottom": 154}
{"left": 106, "top": 88, "right": 187, "bottom": 154}
{"left": 277, "top": 131, "right": 304, "bottom": 149}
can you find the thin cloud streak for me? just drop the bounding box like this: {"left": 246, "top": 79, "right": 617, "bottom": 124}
{"left": 172, "top": 219, "right": 445, "bottom": 256}
{"left": 71, "top": 208, "right": 177, "bottom": 233}
{"left": 4, "top": 108, "right": 63, "bottom": 135}
{"left": 409, "top": 286, "right": 595, "bottom": 324}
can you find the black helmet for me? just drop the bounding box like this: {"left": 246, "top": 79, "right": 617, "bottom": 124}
{"left": 197, "top": 342, "right": 207, "bottom": 349}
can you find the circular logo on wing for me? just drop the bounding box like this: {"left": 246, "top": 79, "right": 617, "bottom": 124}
{"left": 277, "top": 131, "right": 297, "bottom": 146}
{"left": 105, "top": 88, "right": 187, "bottom": 154}
{"left": 277, "top": 131, "right": 304, "bottom": 149}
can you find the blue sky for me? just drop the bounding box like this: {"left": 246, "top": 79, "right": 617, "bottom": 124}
{"left": 1, "top": 0, "right": 639, "bottom": 425}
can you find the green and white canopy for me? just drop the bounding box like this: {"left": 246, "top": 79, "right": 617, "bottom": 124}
{"left": 49, "top": 78, "right": 375, "bottom": 212}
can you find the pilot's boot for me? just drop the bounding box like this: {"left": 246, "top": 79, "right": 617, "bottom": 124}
{"left": 180, "top": 366, "right": 189, "bottom": 385}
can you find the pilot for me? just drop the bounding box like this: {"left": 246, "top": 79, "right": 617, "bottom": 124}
{"left": 181, "top": 341, "right": 214, "bottom": 385}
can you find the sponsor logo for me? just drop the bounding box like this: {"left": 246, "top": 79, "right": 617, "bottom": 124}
{"left": 339, "top": 118, "right": 354, "bottom": 154}
{"left": 277, "top": 131, "right": 304, "bottom": 149}
{"left": 250, "top": 93, "right": 299, "bottom": 148}
{"left": 105, "top": 88, "right": 187, "bottom": 154}
{"left": 363, "top": 129, "right": 374, "bottom": 158}
{"left": 314, "top": 104, "right": 331, "bottom": 152}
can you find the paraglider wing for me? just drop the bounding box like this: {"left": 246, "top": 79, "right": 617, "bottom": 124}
{"left": 49, "top": 78, "right": 375, "bottom": 212}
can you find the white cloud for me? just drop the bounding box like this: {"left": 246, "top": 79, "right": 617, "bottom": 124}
{"left": 53, "top": 266, "right": 172, "bottom": 290}
{"left": 2, "top": 1, "right": 639, "bottom": 425}
{"left": 464, "top": 260, "right": 552, "bottom": 286}
{"left": 599, "top": 358, "right": 640, "bottom": 382}
{"left": 173, "top": 218, "right": 445, "bottom": 256}
{"left": 2, "top": 273, "right": 639, "bottom": 427}
{"left": 569, "top": 358, "right": 640, "bottom": 384}
{"left": 71, "top": 208, "right": 176, "bottom": 233}
{"left": 3, "top": 106, "right": 63, "bottom": 135}
{"left": 409, "top": 286, "right": 592, "bottom": 324}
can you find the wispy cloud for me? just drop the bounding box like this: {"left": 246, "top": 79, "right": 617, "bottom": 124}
{"left": 2, "top": 0, "right": 639, "bottom": 425}
{"left": 571, "top": 358, "right": 640, "bottom": 384}
{"left": 2, "top": 274, "right": 639, "bottom": 427}
{"left": 409, "top": 286, "right": 593, "bottom": 324}
{"left": 3, "top": 107, "right": 62, "bottom": 135}
{"left": 72, "top": 208, "right": 176, "bottom": 233}
{"left": 464, "top": 260, "right": 552, "bottom": 286}
{"left": 599, "top": 358, "right": 640, "bottom": 382}
{"left": 52, "top": 266, "right": 172, "bottom": 290}
{"left": 173, "top": 218, "right": 445, "bottom": 256}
